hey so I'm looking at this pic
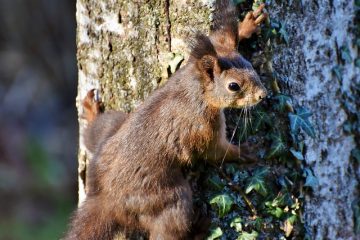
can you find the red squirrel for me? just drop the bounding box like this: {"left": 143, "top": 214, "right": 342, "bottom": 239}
{"left": 66, "top": 1, "right": 267, "bottom": 239}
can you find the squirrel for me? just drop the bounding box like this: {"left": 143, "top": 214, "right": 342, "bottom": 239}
{"left": 65, "top": 1, "right": 267, "bottom": 239}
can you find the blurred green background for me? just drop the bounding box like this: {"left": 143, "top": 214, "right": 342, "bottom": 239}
{"left": 0, "top": 0, "right": 78, "bottom": 239}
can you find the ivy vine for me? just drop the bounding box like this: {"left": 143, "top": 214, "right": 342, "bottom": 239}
{"left": 188, "top": 1, "right": 319, "bottom": 239}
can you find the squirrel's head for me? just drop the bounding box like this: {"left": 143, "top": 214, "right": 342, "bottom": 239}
{"left": 190, "top": 33, "right": 267, "bottom": 109}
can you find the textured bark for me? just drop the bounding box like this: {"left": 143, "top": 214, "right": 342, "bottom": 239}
{"left": 76, "top": 0, "right": 359, "bottom": 239}
{"left": 75, "top": 0, "right": 212, "bottom": 238}
{"left": 269, "top": 1, "right": 359, "bottom": 239}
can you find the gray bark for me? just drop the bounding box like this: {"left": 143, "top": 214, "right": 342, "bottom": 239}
{"left": 76, "top": 0, "right": 359, "bottom": 239}
{"left": 270, "top": 1, "right": 359, "bottom": 239}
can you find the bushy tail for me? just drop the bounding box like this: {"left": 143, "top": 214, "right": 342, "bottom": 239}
{"left": 64, "top": 197, "right": 116, "bottom": 240}
{"left": 211, "top": 0, "right": 238, "bottom": 34}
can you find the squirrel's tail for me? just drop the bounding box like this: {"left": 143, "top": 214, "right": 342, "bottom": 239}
{"left": 211, "top": 0, "right": 238, "bottom": 35}
{"left": 64, "top": 196, "right": 116, "bottom": 240}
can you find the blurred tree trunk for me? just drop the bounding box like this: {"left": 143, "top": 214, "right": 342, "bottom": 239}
{"left": 75, "top": 0, "right": 359, "bottom": 239}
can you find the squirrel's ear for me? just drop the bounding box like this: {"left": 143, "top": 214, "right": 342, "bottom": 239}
{"left": 197, "top": 55, "right": 221, "bottom": 82}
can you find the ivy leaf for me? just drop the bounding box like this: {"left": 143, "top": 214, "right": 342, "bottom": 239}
{"left": 168, "top": 53, "right": 184, "bottom": 74}
{"left": 332, "top": 65, "right": 343, "bottom": 80}
{"left": 340, "top": 45, "right": 352, "bottom": 64}
{"left": 351, "top": 199, "right": 360, "bottom": 234}
{"left": 237, "top": 230, "right": 259, "bottom": 240}
{"left": 266, "top": 134, "right": 287, "bottom": 159}
{"left": 303, "top": 168, "right": 319, "bottom": 190}
{"left": 230, "top": 217, "right": 243, "bottom": 232}
{"left": 245, "top": 167, "right": 269, "bottom": 196}
{"left": 278, "top": 22, "right": 289, "bottom": 44}
{"left": 283, "top": 217, "right": 294, "bottom": 237}
{"left": 252, "top": 110, "right": 271, "bottom": 132}
{"left": 233, "top": 0, "right": 246, "bottom": 4}
{"left": 206, "top": 226, "right": 223, "bottom": 240}
{"left": 351, "top": 148, "right": 360, "bottom": 164}
{"left": 332, "top": 65, "right": 343, "bottom": 81}
{"left": 209, "top": 194, "right": 234, "bottom": 217}
{"left": 225, "top": 163, "right": 237, "bottom": 175}
{"left": 207, "top": 174, "right": 225, "bottom": 190}
{"left": 267, "top": 206, "right": 283, "bottom": 218}
{"left": 289, "top": 148, "right": 304, "bottom": 161}
{"left": 355, "top": 58, "right": 360, "bottom": 68}
{"left": 252, "top": 217, "right": 264, "bottom": 231}
{"left": 273, "top": 94, "right": 291, "bottom": 112}
{"left": 288, "top": 108, "right": 316, "bottom": 138}
{"left": 271, "top": 191, "right": 294, "bottom": 207}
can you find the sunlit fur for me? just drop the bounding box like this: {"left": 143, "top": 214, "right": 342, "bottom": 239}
{"left": 189, "top": 34, "right": 266, "bottom": 110}
{"left": 65, "top": 1, "right": 267, "bottom": 239}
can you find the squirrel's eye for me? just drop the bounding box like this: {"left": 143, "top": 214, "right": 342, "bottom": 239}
{"left": 228, "top": 82, "right": 240, "bottom": 92}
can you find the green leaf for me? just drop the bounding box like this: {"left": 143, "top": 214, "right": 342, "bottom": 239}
{"left": 233, "top": 0, "right": 246, "bottom": 4}
{"left": 284, "top": 217, "right": 294, "bottom": 237}
{"left": 268, "top": 206, "right": 283, "bottom": 218}
{"left": 278, "top": 23, "right": 289, "bottom": 44}
{"left": 288, "top": 108, "right": 316, "bottom": 138}
{"left": 253, "top": 217, "right": 264, "bottom": 231}
{"left": 340, "top": 45, "right": 352, "bottom": 64}
{"left": 355, "top": 58, "right": 360, "bottom": 68}
{"left": 303, "top": 168, "right": 319, "bottom": 190}
{"left": 237, "top": 230, "right": 259, "bottom": 240}
{"left": 252, "top": 110, "right": 271, "bottom": 132}
{"left": 351, "top": 199, "right": 360, "bottom": 234}
{"left": 270, "top": 191, "right": 294, "bottom": 207}
{"left": 209, "top": 194, "right": 234, "bottom": 217}
{"left": 245, "top": 168, "right": 269, "bottom": 196}
{"left": 273, "top": 94, "right": 291, "bottom": 112}
{"left": 230, "top": 217, "right": 242, "bottom": 232}
{"left": 207, "top": 174, "right": 225, "bottom": 190}
{"left": 351, "top": 148, "right": 360, "bottom": 164}
{"left": 252, "top": 0, "right": 266, "bottom": 10}
{"left": 168, "top": 53, "right": 184, "bottom": 74}
{"left": 206, "top": 226, "right": 223, "bottom": 240}
{"left": 289, "top": 148, "right": 304, "bottom": 161}
{"left": 332, "top": 65, "right": 343, "bottom": 81}
{"left": 225, "top": 163, "right": 237, "bottom": 175}
{"left": 266, "top": 134, "right": 287, "bottom": 159}
{"left": 287, "top": 214, "right": 297, "bottom": 224}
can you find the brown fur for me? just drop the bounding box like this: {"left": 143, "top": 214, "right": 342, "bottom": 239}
{"left": 65, "top": 1, "right": 267, "bottom": 239}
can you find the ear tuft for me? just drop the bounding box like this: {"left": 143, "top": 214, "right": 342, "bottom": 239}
{"left": 189, "top": 32, "right": 217, "bottom": 60}
{"left": 198, "top": 55, "right": 220, "bottom": 82}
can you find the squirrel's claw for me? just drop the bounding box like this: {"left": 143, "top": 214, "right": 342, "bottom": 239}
{"left": 82, "top": 89, "right": 101, "bottom": 123}
{"left": 253, "top": 3, "right": 266, "bottom": 18}
{"left": 238, "top": 3, "right": 268, "bottom": 40}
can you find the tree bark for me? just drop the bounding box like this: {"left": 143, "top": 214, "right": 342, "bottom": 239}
{"left": 76, "top": 0, "right": 212, "bottom": 202}
{"left": 75, "top": 0, "right": 359, "bottom": 239}
{"left": 269, "top": 1, "right": 359, "bottom": 239}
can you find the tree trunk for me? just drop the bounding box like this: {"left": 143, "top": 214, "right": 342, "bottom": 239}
{"left": 269, "top": 1, "right": 359, "bottom": 239}
{"left": 76, "top": 0, "right": 212, "bottom": 202}
{"left": 75, "top": 0, "right": 359, "bottom": 239}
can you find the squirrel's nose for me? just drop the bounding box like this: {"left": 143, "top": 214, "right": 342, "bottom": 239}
{"left": 256, "top": 89, "right": 267, "bottom": 101}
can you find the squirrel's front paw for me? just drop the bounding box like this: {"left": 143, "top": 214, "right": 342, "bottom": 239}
{"left": 82, "top": 89, "right": 101, "bottom": 123}
{"left": 238, "top": 3, "right": 268, "bottom": 40}
{"left": 239, "top": 142, "right": 261, "bottom": 163}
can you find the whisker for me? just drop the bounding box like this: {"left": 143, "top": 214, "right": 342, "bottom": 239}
{"left": 220, "top": 113, "right": 241, "bottom": 168}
